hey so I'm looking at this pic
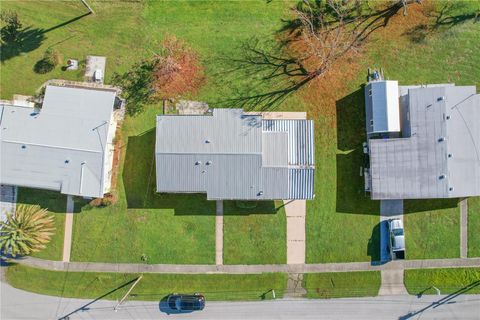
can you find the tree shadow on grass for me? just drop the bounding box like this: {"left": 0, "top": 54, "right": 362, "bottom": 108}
{"left": 403, "top": 1, "right": 480, "bottom": 43}
{"left": 1, "top": 12, "right": 91, "bottom": 63}
{"left": 0, "top": 26, "right": 46, "bottom": 63}
{"left": 335, "top": 87, "right": 379, "bottom": 215}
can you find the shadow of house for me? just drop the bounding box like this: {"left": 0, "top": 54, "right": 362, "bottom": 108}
{"left": 335, "top": 87, "right": 379, "bottom": 216}
{"left": 15, "top": 187, "right": 67, "bottom": 213}
{"left": 403, "top": 198, "right": 459, "bottom": 214}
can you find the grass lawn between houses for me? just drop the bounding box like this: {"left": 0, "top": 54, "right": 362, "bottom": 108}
{"left": 404, "top": 268, "right": 480, "bottom": 295}
{"left": 468, "top": 197, "right": 480, "bottom": 257}
{"left": 303, "top": 271, "right": 381, "bottom": 299}
{"left": 6, "top": 264, "right": 287, "bottom": 301}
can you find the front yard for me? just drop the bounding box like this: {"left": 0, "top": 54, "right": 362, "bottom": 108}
{"left": 468, "top": 197, "right": 480, "bottom": 257}
{"left": 403, "top": 199, "right": 460, "bottom": 260}
{"left": 223, "top": 201, "right": 286, "bottom": 265}
{"left": 16, "top": 188, "right": 66, "bottom": 261}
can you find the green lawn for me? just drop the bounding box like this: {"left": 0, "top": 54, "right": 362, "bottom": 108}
{"left": 71, "top": 104, "right": 216, "bottom": 264}
{"left": 223, "top": 201, "right": 286, "bottom": 264}
{"left": 403, "top": 199, "right": 460, "bottom": 260}
{"left": 303, "top": 271, "right": 381, "bottom": 298}
{"left": 16, "top": 188, "right": 66, "bottom": 261}
{"left": 468, "top": 197, "right": 480, "bottom": 257}
{"left": 6, "top": 264, "right": 287, "bottom": 301}
{"left": 0, "top": 0, "right": 146, "bottom": 99}
{"left": 404, "top": 268, "right": 480, "bottom": 295}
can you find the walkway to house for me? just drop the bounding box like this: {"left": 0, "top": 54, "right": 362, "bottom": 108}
{"left": 284, "top": 200, "right": 306, "bottom": 265}
{"left": 460, "top": 199, "right": 468, "bottom": 258}
{"left": 216, "top": 200, "right": 224, "bottom": 265}
{"left": 62, "top": 195, "right": 75, "bottom": 262}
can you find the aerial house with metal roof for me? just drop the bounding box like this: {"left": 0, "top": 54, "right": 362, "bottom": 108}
{"left": 364, "top": 79, "right": 480, "bottom": 200}
{"left": 155, "top": 109, "right": 315, "bottom": 200}
{"left": 0, "top": 84, "right": 121, "bottom": 198}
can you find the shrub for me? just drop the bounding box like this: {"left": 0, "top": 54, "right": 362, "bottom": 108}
{"left": 34, "top": 48, "right": 60, "bottom": 74}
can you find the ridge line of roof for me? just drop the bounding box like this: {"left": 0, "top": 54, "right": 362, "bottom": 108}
{"left": 2, "top": 140, "right": 103, "bottom": 154}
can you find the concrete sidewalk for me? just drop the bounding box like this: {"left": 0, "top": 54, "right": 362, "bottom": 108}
{"left": 15, "top": 256, "right": 480, "bottom": 275}
{"left": 460, "top": 199, "right": 468, "bottom": 258}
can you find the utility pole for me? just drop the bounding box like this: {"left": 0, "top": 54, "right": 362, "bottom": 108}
{"left": 114, "top": 275, "right": 143, "bottom": 311}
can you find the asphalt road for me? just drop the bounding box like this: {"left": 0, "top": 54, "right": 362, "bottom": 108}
{"left": 1, "top": 281, "right": 479, "bottom": 320}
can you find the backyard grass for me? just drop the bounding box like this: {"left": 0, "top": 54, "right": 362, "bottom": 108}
{"left": 303, "top": 271, "right": 381, "bottom": 298}
{"left": 404, "top": 268, "right": 480, "bottom": 295}
{"left": 0, "top": 0, "right": 146, "bottom": 99}
{"left": 6, "top": 264, "right": 287, "bottom": 301}
{"left": 16, "top": 188, "right": 66, "bottom": 261}
{"left": 403, "top": 199, "right": 460, "bottom": 259}
{"left": 468, "top": 197, "right": 480, "bottom": 257}
{"left": 223, "top": 201, "right": 286, "bottom": 264}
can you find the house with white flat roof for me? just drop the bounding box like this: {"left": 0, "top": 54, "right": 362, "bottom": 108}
{"left": 0, "top": 84, "right": 120, "bottom": 198}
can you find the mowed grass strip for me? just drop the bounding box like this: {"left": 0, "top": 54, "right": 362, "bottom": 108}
{"left": 403, "top": 199, "right": 460, "bottom": 260}
{"left": 404, "top": 268, "right": 480, "bottom": 295}
{"left": 6, "top": 264, "right": 287, "bottom": 301}
{"left": 16, "top": 188, "right": 67, "bottom": 261}
{"left": 223, "top": 201, "right": 286, "bottom": 265}
{"left": 303, "top": 271, "right": 381, "bottom": 298}
{"left": 468, "top": 197, "right": 480, "bottom": 257}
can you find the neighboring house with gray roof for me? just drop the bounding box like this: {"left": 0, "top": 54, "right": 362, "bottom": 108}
{"left": 0, "top": 84, "right": 120, "bottom": 198}
{"left": 155, "top": 109, "right": 315, "bottom": 200}
{"left": 364, "top": 80, "right": 480, "bottom": 200}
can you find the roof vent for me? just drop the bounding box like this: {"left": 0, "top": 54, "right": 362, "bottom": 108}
{"left": 257, "top": 191, "right": 264, "bottom": 196}
{"left": 206, "top": 161, "right": 212, "bottom": 165}
{"left": 195, "top": 161, "right": 202, "bottom": 165}
{"left": 449, "top": 187, "right": 454, "bottom": 191}
{"left": 21, "top": 145, "right": 26, "bottom": 149}
{"left": 438, "top": 137, "right": 446, "bottom": 142}
{"left": 437, "top": 96, "right": 446, "bottom": 101}
{"left": 65, "top": 159, "right": 70, "bottom": 164}
{"left": 448, "top": 153, "right": 453, "bottom": 158}
{"left": 439, "top": 174, "right": 446, "bottom": 180}
{"left": 205, "top": 140, "right": 210, "bottom": 144}
{"left": 446, "top": 115, "right": 451, "bottom": 120}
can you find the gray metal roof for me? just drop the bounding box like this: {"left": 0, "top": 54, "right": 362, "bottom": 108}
{"left": 369, "top": 84, "right": 480, "bottom": 199}
{"left": 0, "top": 85, "right": 117, "bottom": 198}
{"left": 155, "top": 109, "right": 315, "bottom": 200}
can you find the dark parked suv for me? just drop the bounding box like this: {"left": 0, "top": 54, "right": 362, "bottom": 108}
{"left": 167, "top": 293, "right": 205, "bottom": 312}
